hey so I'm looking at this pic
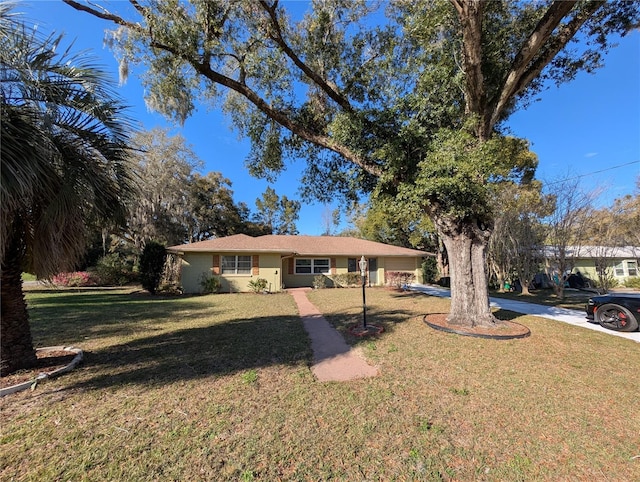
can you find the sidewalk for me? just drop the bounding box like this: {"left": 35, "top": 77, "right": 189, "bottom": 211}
{"left": 288, "top": 288, "right": 378, "bottom": 382}
{"left": 410, "top": 284, "right": 640, "bottom": 344}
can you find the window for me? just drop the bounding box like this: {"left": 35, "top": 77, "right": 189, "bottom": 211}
{"left": 312, "top": 259, "right": 330, "bottom": 273}
{"left": 348, "top": 258, "right": 357, "bottom": 273}
{"left": 221, "top": 255, "right": 251, "bottom": 274}
{"left": 613, "top": 261, "right": 625, "bottom": 277}
{"left": 295, "top": 259, "right": 311, "bottom": 274}
{"left": 627, "top": 261, "right": 638, "bottom": 277}
{"left": 295, "top": 258, "right": 330, "bottom": 274}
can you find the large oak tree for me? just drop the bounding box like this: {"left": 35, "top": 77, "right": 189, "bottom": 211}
{"left": 64, "top": 0, "right": 638, "bottom": 328}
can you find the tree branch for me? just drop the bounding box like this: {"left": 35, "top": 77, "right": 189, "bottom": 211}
{"left": 188, "top": 56, "right": 380, "bottom": 176}
{"left": 487, "top": 0, "right": 605, "bottom": 133}
{"left": 451, "top": 0, "right": 486, "bottom": 135}
{"left": 258, "top": 0, "right": 354, "bottom": 113}
{"left": 62, "top": 0, "right": 142, "bottom": 31}
{"left": 63, "top": 0, "right": 380, "bottom": 177}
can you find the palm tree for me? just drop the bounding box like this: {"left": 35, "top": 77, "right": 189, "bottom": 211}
{"left": 1, "top": 4, "right": 137, "bottom": 376}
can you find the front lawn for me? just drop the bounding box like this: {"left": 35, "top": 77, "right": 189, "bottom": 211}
{"left": 2, "top": 287, "right": 638, "bottom": 480}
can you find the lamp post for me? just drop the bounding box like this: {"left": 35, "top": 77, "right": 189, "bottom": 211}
{"left": 359, "top": 255, "right": 367, "bottom": 329}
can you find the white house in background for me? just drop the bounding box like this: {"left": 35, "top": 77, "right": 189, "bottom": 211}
{"left": 168, "top": 234, "right": 432, "bottom": 294}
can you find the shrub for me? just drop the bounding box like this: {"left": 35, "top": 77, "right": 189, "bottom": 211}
{"left": 592, "top": 274, "right": 618, "bottom": 293}
{"left": 139, "top": 241, "right": 167, "bottom": 295}
{"left": 200, "top": 273, "right": 221, "bottom": 294}
{"left": 52, "top": 271, "right": 97, "bottom": 287}
{"left": 248, "top": 277, "right": 269, "bottom": 293}
{"left": 421, "top": 257, "right": 439, "bottom": 284}
{"left": 386, "top": 271, "right": 415, "bottom": 290}
{"left": 624, "top": 277, "right": 640, "bottom": 289}
{"left": 331, "top": 273, "right": 362, "bottom": 287}
{"left": 94, "top": 253, "right": 137, "bottom": 286}
{"left": 313, "top": 275, "right": 327, "bottom": 289}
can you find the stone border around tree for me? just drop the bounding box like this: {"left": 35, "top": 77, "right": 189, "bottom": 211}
{"left": 423, "top": 313, "right": 531, "bottom": 340}
{"left": 0, "top": 346, "right": 84, "bottom": 397}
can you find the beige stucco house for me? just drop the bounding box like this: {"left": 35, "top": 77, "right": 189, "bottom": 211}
{"left": 544, "top": 245, "right": 639, "bottom": 284}
{"left": 168, "top": 234, "right": 431, "bottom": 293}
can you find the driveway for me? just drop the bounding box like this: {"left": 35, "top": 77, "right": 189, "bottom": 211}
{"left": 410, "top": 284, "right": 640, "bottom": 344}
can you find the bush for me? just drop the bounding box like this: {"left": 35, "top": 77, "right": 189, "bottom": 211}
{"left": 331, "top": 273, "right": 362, "bottom": 287}
{"left": 421, "top": 257, "right": 439, "bottom": 284}
{"left": 94, "top": 253, "right": 137, "bottom": 286}
{"left": 624, "top": 277, "right": 640, "bottom": 289}
{"left": 386, "top": 271, "right": 415, "bottom": 290}
{"left": 139, "top": 241, "right": 167, "bottom": 295}
{"left": 248, "top": 277, "right": 269, "bottom": 293}
{"left": 313, "top": 275, "right": 327, "bottom": 289}
{"left": 52, "top": 271, "right": 98, "bottom": 287}
{"left": 200, "top": 274, "right": 221, "bottom": 294}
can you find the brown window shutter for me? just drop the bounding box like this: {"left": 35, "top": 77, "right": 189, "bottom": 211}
{"left": 252, "top": 255, "right": 259, "bottom": 275}
{"left": 288, "top": 258, "right": 294, "bottom": 274}
{"left": 331, "top": 257, "right": 337, "bottom": 275}
{"left": 212, "top": 255, "right": 220, "bottom": 275}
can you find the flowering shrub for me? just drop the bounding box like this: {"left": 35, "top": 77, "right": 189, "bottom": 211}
{"left": 52, "top": 271, "right": 97, "bottom": 287}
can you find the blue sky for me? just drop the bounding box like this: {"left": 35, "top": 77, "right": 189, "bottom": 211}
{"left": 22, "top": 1, "right": 640, "bottom": 235}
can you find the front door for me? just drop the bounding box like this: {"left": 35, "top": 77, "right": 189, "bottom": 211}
{"left": 368, "top": 258, "right": 378, "bottom": 285}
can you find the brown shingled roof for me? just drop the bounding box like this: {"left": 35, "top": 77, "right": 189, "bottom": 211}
{"left": 168, "top": 234, "right": 432, "bottom": 257}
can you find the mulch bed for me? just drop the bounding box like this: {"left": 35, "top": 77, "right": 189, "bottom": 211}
{"left": 424, "top": 313, "right": 531, "bottom": 339}
{"left": 0, "top": 350, "right": 77, "bottom": 389}
{"left": 348, "top": 323, "right": 384, "bottom": 337}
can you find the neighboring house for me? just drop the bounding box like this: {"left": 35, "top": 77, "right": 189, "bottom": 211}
{"left": 544, "top": 245, "right": 639, "bottom": 283}
{"left": 168, "top": 234, "right": 432, "bottom": 293}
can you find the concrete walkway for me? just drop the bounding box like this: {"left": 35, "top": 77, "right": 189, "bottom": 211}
{"left": 288, "top": 288, "right": 378, "bottom": 382}
{"left": 410, "top": 284, "right": 640, "bottom": 344}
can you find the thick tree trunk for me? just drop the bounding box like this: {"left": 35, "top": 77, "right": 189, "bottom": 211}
{"left": 439, "top": 224, "right": 498, "bottom": 328}
{"left": 1, "top": 230, "right": 37, "bottom": 376}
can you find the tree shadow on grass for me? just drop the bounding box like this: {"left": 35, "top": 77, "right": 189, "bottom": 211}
{"left": 388, "top": 290, "right": 428, "bottom": 300}
{"left": 27, "top": 291, "right": 219, "bottom": 347}
{"left": 321, "top": 305, "right": 419, "bottom": 346}
{"left": 492, "top": 309, "right": 526, "bottom": 322}
{"left": 62, "top": 314, "right": 312, "bottom": 391}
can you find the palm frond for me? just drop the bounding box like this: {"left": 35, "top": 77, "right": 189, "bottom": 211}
{"left": 1, "top": 4, "right": 137, "bottom": 275}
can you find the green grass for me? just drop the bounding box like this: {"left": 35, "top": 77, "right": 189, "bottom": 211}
{"left": 2, "top": 287, "right": 639, "bottom": 480}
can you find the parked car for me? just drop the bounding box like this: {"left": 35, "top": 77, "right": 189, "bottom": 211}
{"left": 586, "top": 293, "right": 640, "bottom": 332}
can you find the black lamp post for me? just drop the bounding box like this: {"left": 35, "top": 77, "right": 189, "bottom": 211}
{"left": 359, "top": 255, "right": 367, "bottom": 329}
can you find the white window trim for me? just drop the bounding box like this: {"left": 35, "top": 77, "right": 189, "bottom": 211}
{"left": 613, "top": 261, "right": 625, "bottom": 277}
{"left": 612, "top": 260, "right": 639, "bottom": 278}
{"left": 295, "top": 258, "right": 330, "bottom": 275}
{"left": 221, "top": 255, "right": 252, "bottom": 275}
